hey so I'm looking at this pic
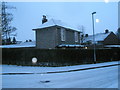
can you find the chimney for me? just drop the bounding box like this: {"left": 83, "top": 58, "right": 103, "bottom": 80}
{"left": 42, "top": 15, "right": 48, "bottom": 24}
{"left": 85, "top": 34, "right": 88, "bottom": 37}
{"left": 81, "top": 34, "right": 84, "bottom": 37}
{"left": 105, "top": 29, "right": 109, "bottom": 33}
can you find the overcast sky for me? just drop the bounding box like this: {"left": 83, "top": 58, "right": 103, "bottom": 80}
{"left": 8, "top": 2, "right": 118, "bottom": 41}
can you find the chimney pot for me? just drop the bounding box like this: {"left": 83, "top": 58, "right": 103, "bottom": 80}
{"left": 105, "top": 29, "right": 109, "bottom": 33}
{"left": 42, "top": 15, "right": 48, "bottom": 24}
{"left": 85, "top": 34, "right": 88, "bottom": 37}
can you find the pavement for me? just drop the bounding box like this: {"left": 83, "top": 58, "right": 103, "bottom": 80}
{"left": 1, "top": 61, "right": 120, "bottom": 75}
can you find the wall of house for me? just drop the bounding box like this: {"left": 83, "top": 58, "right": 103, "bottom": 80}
{"left": 104, "top": 32, "right": 119, "bottom": 45}
{"left": 36, "top": 27, "right": 57, "bottom": 49}
{"left": 36, "top": 26, "right": 81, "bottom": 49}
{"left": 57, "top": 27, "right": 80, "bottom": 45}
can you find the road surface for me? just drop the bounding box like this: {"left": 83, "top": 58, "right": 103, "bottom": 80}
{"left": 2, "top": 65, "right": 118, "bottom": 88}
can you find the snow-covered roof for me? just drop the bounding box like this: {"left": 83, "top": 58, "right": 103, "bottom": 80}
{"left": 58, "top": 44, "right": 84, "bottom": 47}
{"left": 104, "top": 45, "right": 120, "bottom": 48}
{"left": 0, "top": 41, "right": 36, "bottom": 48}
{"left": 33, "top": 19, "right": 80, "bottom": 32}
{"left": 83, "top": 32, "right": 111, "bottom": 43}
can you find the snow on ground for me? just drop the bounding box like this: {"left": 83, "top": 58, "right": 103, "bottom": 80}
{"left": 1, "top": 61, "right": 119, "bottom": 88}
{"left": 2, "top": 61, "right": 119, "bottom": 74}
{"left": 2, "top": 65, "right": 118, "bottom": 88}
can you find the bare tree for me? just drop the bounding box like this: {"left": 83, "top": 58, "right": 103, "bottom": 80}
{"left": 116, "top": 28, "right": 120, "bottom": 41}
{"left": 77, "top": 25, "right": 85, "bottom": 34}
{"left": 1, "top": 2, "right": 17, "bottom": 45}
{"left": 77, "top": 25, "right": 85, "bottom": 44}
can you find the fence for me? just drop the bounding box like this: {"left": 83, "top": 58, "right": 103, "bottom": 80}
{"left": 2, "top": 48, "right": 119, "bottom": 66}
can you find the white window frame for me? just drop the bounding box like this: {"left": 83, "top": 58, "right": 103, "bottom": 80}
{"left": 61, "top": 28, "right": 66, "bottom": 41}
{"left": 79, "top": 33, "right": 82, "bottom": 43}
{"left": 74, "top": 32, "right": 78, "bottom": 42}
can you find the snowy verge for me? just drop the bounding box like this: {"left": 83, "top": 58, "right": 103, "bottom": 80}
{"left": 1, "top": 61, "right": 119, "bottom": 74}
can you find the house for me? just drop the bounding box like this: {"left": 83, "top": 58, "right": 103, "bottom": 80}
{"left": 33, "top": 18, "right": 81, "bottom": 49}
{"left": 83, "top": 30, "right": 120, "bottom": 46}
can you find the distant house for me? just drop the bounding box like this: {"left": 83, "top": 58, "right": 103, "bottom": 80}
{"left": 83, "top": 30, "right": 120, "bottom": 45}
{"left": 33, "top": 19, "right": 81, "bottom": 49}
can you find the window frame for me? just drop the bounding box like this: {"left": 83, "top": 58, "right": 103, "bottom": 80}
{"left": 74, "top": 32, "right": 78, "bottom": 42}
{"left": 61, "top": 28, "right": 66, "bottom": 41}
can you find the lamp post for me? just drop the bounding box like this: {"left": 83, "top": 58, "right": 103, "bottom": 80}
{"left": 92, "top": 12, "right": 96, "bottom": 64}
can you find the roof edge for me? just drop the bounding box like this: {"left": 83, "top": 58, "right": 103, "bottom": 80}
{"left": 33, "top": 25, "right": 81, "bottom": 32}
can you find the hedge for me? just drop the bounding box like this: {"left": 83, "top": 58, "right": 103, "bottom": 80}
{"left": 2, "top": 48, "right": 119, "bottom": 66}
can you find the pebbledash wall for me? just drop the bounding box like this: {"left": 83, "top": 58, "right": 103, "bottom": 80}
{"left": 2, "top": 48, "right": 119, "bottom": 66}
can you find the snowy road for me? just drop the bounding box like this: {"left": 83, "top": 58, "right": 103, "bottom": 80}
{"left": 2, "top": 65, "right": 118, "bottom": 88}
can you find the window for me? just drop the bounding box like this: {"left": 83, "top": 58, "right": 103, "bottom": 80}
{"left": 74, "top": 32, "right": 78, "bottom": 42}
{"left": 61, "top": 28, "right": 66, "bottom": 41}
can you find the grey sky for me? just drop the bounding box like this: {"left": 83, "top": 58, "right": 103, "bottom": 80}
{"left": 8, "top": 2, "right": 118, "bottom": 41}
